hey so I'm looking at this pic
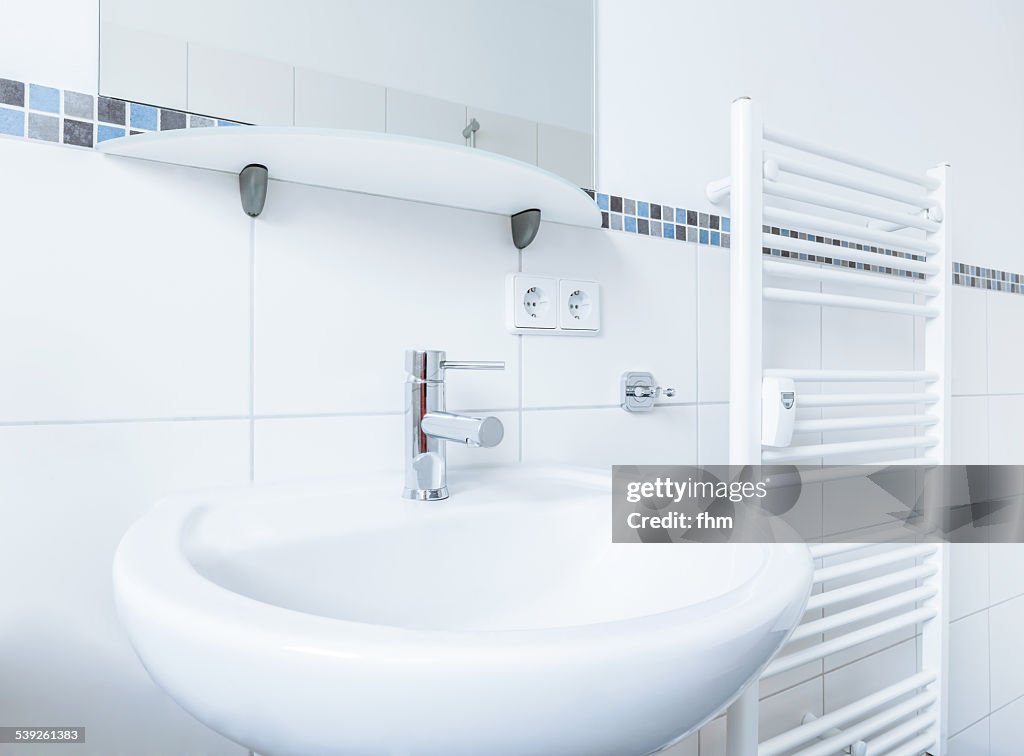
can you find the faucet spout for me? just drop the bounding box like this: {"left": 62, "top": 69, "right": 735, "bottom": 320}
{"left": 402, "top": 349, "right": 505, "bottom": 501}
{"left": 421, "top": 412, "right": 504, "bottom": 448}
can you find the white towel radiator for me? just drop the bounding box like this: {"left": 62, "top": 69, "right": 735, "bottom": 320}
{"left": 708, "top": 98, "right": 950, "bottom": 756}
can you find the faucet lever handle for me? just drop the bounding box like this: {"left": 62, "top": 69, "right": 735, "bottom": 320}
{"left": 440, "top": 360, "right": 505, "bottom": 371}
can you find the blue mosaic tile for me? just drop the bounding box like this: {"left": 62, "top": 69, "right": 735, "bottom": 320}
{"left": 637, "top": 200, "right": 649, "bottom": 218}
{"left": 624, "top": 216, "right": 637, "bottom": 233}
{"left": 28, "top": 83, "right": 59, "bottom": 113}
{"left": 664, "top": 223, "right": 675, "bottom": 239}
{"left": 0, "top": 106, "right": 24, "bottom": 136}
{"left": 97, "top": 124, "right": 125, "bottom": 142}
{"left": 699, "top": 228, "right": 709, "bottom": 244}
{"left": 722, "top": 216, "right": 731, "bottom": 232}
{"left": 130, "top": 102, "right": 158, "bottom": 130}
{"left": 711, "top": 230, "right": 721, "bottom": 246}
{"left": 675, "top": 208, "right": 687, "bottom": 224}
{"left": 596, "top": 193, "right": 609, "bottom": 211}
{"left": 217, "top": 119, "right": 242, "bottom": 127}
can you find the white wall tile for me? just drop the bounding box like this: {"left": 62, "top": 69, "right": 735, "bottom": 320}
{"left": 824, "top": 638, "right": 917, "bottom": 711}
{"left": 949, "top": 715, "right": 989, "bottom": 754}
{"left": 99, "top": 23, "right": 187, "bottom": 110}
{"left": 386, "top": 89, "right": 466, "bottom": 145}
{"left": 991, "top": 694, "right": 1024, "bottom": 755}
{"left": 188, "top": 43, "right": 293, "bottom": 124}
{"left": 537, "top": 123, "right": 593, "bottom": 189}
{"left": 990, "top": 594, "right": 1024, "bottom": 709}
{"left": 2, "top": 1, "right": 98, "bottom": 95}
{"left": 467, "top": 107, "right": 538, "bottom": 164}
{"left": 294, "top": 68, "right": 385, "bottom": 131}
{"left": 522, "top": 229, "right": 697, "bottom": 407}
{"left": 989, "top": 544, "right": 1024, "bottom": 605}
{"left": 697, "top": 246, "right": 729, "bottom": 403}
{"left": 952, "top": 286, "right": 988, "bottom": 395}
{"left": 0, "top": 140, "right": 250, "bottom": 422}
{"left": 254, "top": 412, "right": 519, "bottom": 483}
{"left": 987, "top": 292, "right": 1024, "bottom": 395}
{"left": 764, "top": 271, "right": 822, "bottom": 372}
{"left": 951, "top": 396, "right": 989, "bottom": 464}
{"left": 988, "top": 395, "right": 1024, "bottom": 464}
{"left": 0, "top": 420, "right": 250, "bottom": 755}
{"left": 698, "top": 403, "right": 729, "bottom": 465}
{"left": 521, "top": 406, "right": 696, "bottom": 468}
{"left": 950, "top": 543, "right": 990, "bottom": 620}
{"left": 253, "top": 181, "right": 519, "bottom": 416}
{"left": 948, "top": 610, "right": 991, "bottom": 734}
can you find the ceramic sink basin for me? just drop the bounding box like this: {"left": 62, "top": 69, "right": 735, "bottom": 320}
{"left": 113, "top": 465, "right": 812, "bottom": 756}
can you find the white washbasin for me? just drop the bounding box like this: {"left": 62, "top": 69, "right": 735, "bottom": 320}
{"left": 114, "top": 465, "right": 812, "bottom": 756}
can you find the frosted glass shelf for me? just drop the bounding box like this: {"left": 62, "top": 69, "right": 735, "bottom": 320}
{"left": 98, "top": 126, "right": 602, "bottom": 229}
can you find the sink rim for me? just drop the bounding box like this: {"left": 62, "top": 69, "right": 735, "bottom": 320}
{"left": 114, "top": 466, "right": 813, "bottom": 648}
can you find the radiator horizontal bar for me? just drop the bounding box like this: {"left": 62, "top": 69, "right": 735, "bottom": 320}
{"left": 862, "top": 711, "right": 935, "bottom": 755}
{"left": 806, "top": 564, "right": 938, "bottom": 611}
{"left": 762, "top": 435, "right": 938, "bottom": 463}
{"left": 792, "top": 415, "right": 939, "bottom": 434}
{"left": 765, "top": 369, "right": 939, "bottom": 382}
{"left": 763, "top": 206, "right": 939, "bottom": 256}
{"left": 761, "top": 230, "right": 938, "bottom": 273}
{"left": 762, "top": 259, "right": 940, "bottom": 295}
{"left": 797, "top": 393, "right": 938, "bottom": 407}
{"left": 763, "top": 127, "right": 941, "bottom": 190}
{"left": 764, "top": 287, "right": 939, "bottom": 317}
{"left": 813, "top": 544, "right": 937, "bottom": 584}
{"left": 789, "top": 585, "right": 937, "bottom": 641}
{"left": 882, "top": 732, "right": 935, "bottom": 756}
{"left": 757, "top": 671, "right": 936, "bottom": 754}
{"left": 767, "top": 154, "right": 932, "bottom": 208}
{"left": 854, "top": 456, "right": 938, "bottom": 466}
{"left": 789, "top": 691, "right": 936, "bottom": 756}
{"left": 763, "top": 608, "right": 935, "bottom": 677}
{"left": 764, "top": 181, "right": 941, "bottom": 233}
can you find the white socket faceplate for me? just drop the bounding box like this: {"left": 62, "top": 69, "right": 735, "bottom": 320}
{"left": 506, "top": 274, "right": 600, "bottom": 335}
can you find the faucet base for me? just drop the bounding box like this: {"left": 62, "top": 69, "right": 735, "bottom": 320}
{"left": 402, "top": 486, "right": 450, "bottom": 501}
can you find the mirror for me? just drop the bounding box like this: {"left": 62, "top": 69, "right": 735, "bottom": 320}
{"left": 98, "top": 0, "right": 595, "bottom": 187}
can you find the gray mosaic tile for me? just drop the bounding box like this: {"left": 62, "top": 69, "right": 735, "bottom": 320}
{"left": 97, "top": 96, "right": 126, "bottom": 125}
{"left": 0, "top": 78, "right": 24, "bottom": 107}
{"left": 160, "top": 109, "right": 186, "bottom": 130}
{"left": 27, "top": 112, "right": 59, "bottom": 142}
{"left": 189, "top": 114, "right": 216, "bottom": 128}
{"left": 63, "top": 118, "right": 93, "bottom": 147}
{"left": 63, "top": 90, "right": 93, "bottom": 119}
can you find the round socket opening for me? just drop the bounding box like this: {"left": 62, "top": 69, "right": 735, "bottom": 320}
{"left": 523, "top": 286, "right": 551, "bottom": 320}
{"left": 567, "top": 289, "right": 592, "bottom": 320}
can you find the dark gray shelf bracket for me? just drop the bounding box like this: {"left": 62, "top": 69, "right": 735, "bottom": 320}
{"left": 239, "top": 164, "right": 269, "bottom": 217}
{"left": 511, "top": 208, "right": 542, "bottom": 249}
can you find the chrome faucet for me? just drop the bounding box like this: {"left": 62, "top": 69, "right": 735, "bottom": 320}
{"left": 403, "top": 349, "right": 505, "bottom": 500}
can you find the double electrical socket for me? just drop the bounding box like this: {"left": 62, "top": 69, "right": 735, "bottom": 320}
{"left": 506, "top": 274, "right": 600, "bottom": 335}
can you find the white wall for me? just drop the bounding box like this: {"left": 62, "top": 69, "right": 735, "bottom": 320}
{"left": 596, "top": 0, "right": 1024, "bottom": 272}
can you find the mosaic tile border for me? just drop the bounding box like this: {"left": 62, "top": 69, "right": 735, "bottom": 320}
{"left": 0, "top": 76, "right": 242, "bottom": 149}
{"left": 2, "top": 76, "right": 1020, "bottom": 296}
{"left": 953, "top": 262, "right": 1024, "bottom": 294}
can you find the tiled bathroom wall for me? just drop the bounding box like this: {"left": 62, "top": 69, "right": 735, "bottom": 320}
{"left": 3, "top": 1, "right": 1024, "bottom": 754}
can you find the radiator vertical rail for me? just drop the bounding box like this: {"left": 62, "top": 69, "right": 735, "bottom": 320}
{"left": 727, "top": 96, "right": 763, "bottom": 465}
{"left": 725, "top": 96, "right": 764, "bottom": 756}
